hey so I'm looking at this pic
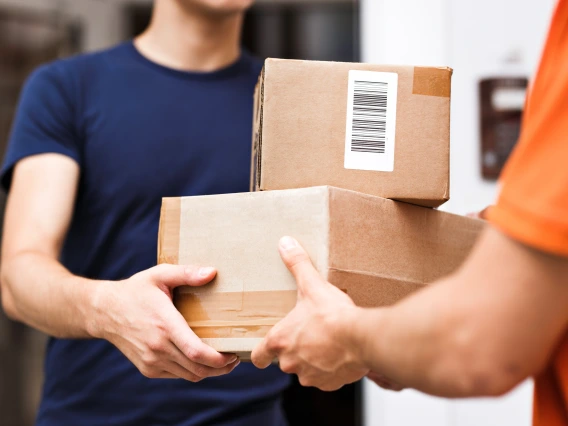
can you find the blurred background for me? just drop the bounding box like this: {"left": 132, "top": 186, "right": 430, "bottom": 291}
{"left": 0, "top": 0, "right": 556, "bottom": 425}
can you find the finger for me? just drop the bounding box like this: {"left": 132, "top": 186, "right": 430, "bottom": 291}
{"left": 297, "top": 373, "right": 342, "bottom": 392}
{"left": 169, "top": 342, "right": 241, "bottom": 378}
{"left": 366, "top": 372, "right": 404, "bottom": 391}
{"left": 251, "top": 337, "right": 278, "bottom": 369}
{"left": 278, "top": 236, "right": 325, "bottom": 295}
{"left": 138, "top": 366, "right": 177, "bottom": 380}
{"left": 149, "top": 264, "right": 217, "bottom": 289}
{"left": 168, "top": 309, "right": 237, "bottom": 368}
{"left": 157, "top": 372, "right": 178, "bottom": 379}
{"left": 163, "top": 362, "right": 201, "bottom": 382}
{"left": 478, "top": 206, "right": 492, "bottom": 220}
{"left": 166, "top": 358, "right": 241, "bottom": 382}
{"left": 466, "top": 206, "right": 492, "bottom": 221}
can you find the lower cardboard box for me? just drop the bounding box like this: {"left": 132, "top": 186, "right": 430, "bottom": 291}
{"left": 158, "top": 186, "right": 484, "bottom": 359}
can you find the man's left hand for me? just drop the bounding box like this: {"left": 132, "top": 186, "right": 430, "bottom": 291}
{"left": 251, "top": 236, "right": 369, "bottom": 391}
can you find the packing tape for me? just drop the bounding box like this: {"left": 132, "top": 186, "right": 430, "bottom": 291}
{"left": 413, "top": 67, "right": 452, "bottom": 98}
{"left": 175, "top": 290, "right": 298, "bottom": 339}
{"left": 157, "top": 197, "right": 181, "bottom": 264}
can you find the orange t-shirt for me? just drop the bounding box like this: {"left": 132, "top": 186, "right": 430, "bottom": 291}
{"left": 488, "top": 1, "right": 568, "bottom": 425}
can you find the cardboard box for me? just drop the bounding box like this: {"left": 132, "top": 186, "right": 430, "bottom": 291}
{"left": 251, "top": 59, "right": 452, "bottom": 208}
{"left": 158, "top": 187, "right": 483, "bottom": 359}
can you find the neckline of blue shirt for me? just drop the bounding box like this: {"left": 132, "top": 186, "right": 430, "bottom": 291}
{"left": 123, "top": 40, "right": 251, "bottom": 81}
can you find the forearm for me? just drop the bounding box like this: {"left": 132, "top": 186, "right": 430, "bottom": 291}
{"left": 349, "top": 228, "right": 568, "bottom": 398}
{"left": 352, "top": 276, "right": 494, "bottom": 397}
{"left": 1, "top": 251, "right": 105, "bottom": 338}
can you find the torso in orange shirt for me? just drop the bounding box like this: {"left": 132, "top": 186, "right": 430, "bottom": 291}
{"left": 488, "top": 1, "right": 568, "bottom": 424}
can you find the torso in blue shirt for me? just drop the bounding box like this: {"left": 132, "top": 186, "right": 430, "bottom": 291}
{"left": 1, "top": 42, "right": 289, "bottom": 426}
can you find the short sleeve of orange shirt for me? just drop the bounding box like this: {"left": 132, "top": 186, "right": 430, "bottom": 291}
{"left": 488, "top": 1, "right": 568, "bottom": 258}
{"left": 487, "top": 3, "right": 568, "bottom": 426}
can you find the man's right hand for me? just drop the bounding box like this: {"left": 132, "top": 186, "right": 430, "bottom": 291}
{"left": 1, "top": 155, "right": 238, "bottom": 383}
{"left": 91, "top": 264, "right": 239, "bottom": 382}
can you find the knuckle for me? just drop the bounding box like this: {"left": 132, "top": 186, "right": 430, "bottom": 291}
{"left": 149, "top": 264, "right": 168, "bottom": 278}
{"left": 321, "top": 383, "right": 342, "bottom": 392}
{"left": 279, "top": 359, "right": 298, "bottom": 374}
{"left": 192, "top": 365, "right": 208, "bottom": 378}
{"left": 298, "top": 375, "right": 315, "bottom": 388}
{"left": 155, "top": 319, "right": 170, "bottom": 335}
{"left": 189, "top": 375, "right": 203, "bottom": 383}
{"left": 186, "top": 346, "right": 204, "bottom": 363}
{"left": 146, "top": 336, "right": 167, "bottom": 354}
{"left": 141, "top": 350, "right": 160, "bottom": 367}
{"left": 288, "top": 252, "right": 309, "bottom": 269}
{"left": 151, "top": 263, "right": 180, "bottom": 281}
{"left": 140, "top": 366, "right": 160, "bottom": 379}
{"left": 224, "top": 363, "right": 238, "bottom": 374}
{"left": 182, "top": 265, "right": 199, "bottom": 276}
{"left": 266, "top": 333, "right": 286, "bottom": 354}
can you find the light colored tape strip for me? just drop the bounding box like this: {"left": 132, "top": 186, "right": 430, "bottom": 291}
{"left": 157, "top": 197, "right": 181, "bottom": 264}
{"left": 175, "top": 290, "right": 297, "bottom": 338}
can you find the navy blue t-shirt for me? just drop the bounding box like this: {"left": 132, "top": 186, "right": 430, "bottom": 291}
{"left": 1, "top": 42, "right": 290, "bottom": 426}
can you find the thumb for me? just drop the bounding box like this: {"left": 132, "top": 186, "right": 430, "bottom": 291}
{"left": 149, "top": 264, "right": 217, "bottom": 289}
{"left": 278, "top": 236, "right": 325, "bottom": 296}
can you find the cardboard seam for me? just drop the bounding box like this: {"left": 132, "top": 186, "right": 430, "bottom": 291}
{"left": 322, "top": 187, "right": 331, "bottom": 281}
{"left": 328, "top": 267, "right": 428, "bottom": 286}
{"left": 157, "top": 200, "right": 165, "bottom": 264}
{"left": 187, "top": 319, "right": 281, "bottom": 327}
{"left": 255, "top": 67, "right": 265, "bottom": 191}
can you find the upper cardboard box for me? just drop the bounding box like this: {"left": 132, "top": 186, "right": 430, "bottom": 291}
{"left": 251, "top": 59, "right": 452, "bottom": 208}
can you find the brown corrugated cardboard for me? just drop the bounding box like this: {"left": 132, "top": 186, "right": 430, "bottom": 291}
{"left": 158, "top": 187, "right": 484, "bottom": 358}
{"left": 251, "top": 59, "right": 452, "bottom": 208}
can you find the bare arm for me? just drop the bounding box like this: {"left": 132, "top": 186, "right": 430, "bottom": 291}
{"left": 0, "top": 154, "right": 92, "bottom": 335}
{"left": 252, "top": 228, "right": 568, "bottom": 397}
{"left": 354, "top": 227, "right": 568, "bottom": 397}
{"left": 1, "top": 154, "right": 238, "bottom": 381}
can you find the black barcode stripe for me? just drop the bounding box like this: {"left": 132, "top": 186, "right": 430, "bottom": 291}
{"left": 351, "top": 80, "right": 388, "bottom": 154}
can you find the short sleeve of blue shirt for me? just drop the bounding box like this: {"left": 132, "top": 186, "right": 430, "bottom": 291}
{"left": 2, "top": 63, "right": 82, "bottom": 190}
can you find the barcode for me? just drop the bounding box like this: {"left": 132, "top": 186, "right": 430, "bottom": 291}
{"left": 344, "top": 70, "right": 397, "bottom": 172}
{"left": 350, "top": 80, "right": 388, "bottom": 154}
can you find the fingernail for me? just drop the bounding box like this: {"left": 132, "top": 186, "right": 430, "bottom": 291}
{"left": 279, "top": 236, "right": 298, "bottom": 250}
{"left": 198, "top": 267, "right": 215, "bottom": 277}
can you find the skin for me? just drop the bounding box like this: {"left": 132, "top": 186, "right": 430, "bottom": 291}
{"left": 0, "top": 0, "right": 254, "bottom": 382}
{"left": 135, "top": 0, "right": 254, "bottom": 73}
{"left": 252, "top": 229, "right": 568, "bottom": 397}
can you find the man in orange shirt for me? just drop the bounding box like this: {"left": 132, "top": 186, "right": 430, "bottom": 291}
{"left": 251, "top": 1, "right": 568, "bottom": 424}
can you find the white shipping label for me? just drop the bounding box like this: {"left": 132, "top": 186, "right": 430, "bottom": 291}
{"left": 344, "top": 70, "right": 398, "bottom": 172}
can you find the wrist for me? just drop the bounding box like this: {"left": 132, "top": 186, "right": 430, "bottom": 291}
{"left": 346, "top": 306, "right": 387, "bottom": 370}
{"left": 86, "top": 280, "right": 114, "bottom": 339}
{"left": 339, "top": 305, "right": 369, "bottom": 368}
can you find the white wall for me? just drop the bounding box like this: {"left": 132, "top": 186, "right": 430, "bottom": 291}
{"left": 444, "top": 0, "right": 556, "bottom": 215}
{"left": 360, "top": 0, "right": 556, "bottom": 425}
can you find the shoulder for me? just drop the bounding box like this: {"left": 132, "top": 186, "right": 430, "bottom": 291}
{"left": 24, "top": 43, "right": 131, "bottom": 97}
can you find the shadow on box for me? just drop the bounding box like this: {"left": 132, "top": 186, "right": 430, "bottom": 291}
{"left": 128, "top": 1, "right": 362, "bottom": 425}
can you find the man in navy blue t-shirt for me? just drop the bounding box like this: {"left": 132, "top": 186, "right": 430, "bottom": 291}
{"left": 0, "top": 0, "right": 289, "bottom": 424}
